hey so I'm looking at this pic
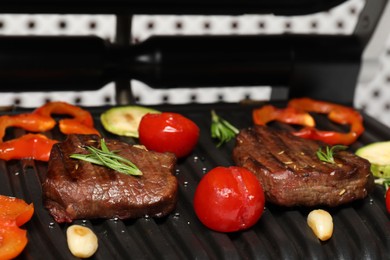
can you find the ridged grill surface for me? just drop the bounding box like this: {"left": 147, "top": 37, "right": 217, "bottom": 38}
{"left": 2, "top": 102, "right": 389, "bottom": 260}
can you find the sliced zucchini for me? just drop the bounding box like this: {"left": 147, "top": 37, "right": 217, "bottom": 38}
{"left": 100, "top": 106, "right": 160, "bottom": 138}
{"left": 356, "top": 141, "right": 390, "bottom": 178}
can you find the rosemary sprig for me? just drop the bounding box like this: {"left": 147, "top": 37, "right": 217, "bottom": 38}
{"left": 316, "top": 145, "right": 348, "bottom": 164}
{"left": 210, "top": 110, "right": 239, "bottom": 147}
{"left": 70, "top": 139, "right": 142, "bottom": 176}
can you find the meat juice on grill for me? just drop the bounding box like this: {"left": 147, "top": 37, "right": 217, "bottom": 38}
{"left": 233, "top": 126, "right": 374, "bottom": 207}
{"left": 43, "top": 134, "right": 178, "bottom": 223}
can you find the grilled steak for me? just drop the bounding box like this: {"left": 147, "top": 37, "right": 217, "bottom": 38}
{"left": 43, "top": 134, "right": 178, "bottom": 223}
{"left": 232, "top": 126, "right": 374, "bottom": 207}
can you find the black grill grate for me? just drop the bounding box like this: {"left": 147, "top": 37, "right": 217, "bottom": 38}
{"left": 2, "top": 102, "right": 389, "bottom": 260}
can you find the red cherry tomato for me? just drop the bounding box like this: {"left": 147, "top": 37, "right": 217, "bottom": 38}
{"left": 386, "top": 188, "right": 390, "bottom": 214}
{"left": 193, "top": 166, "right": 265, "bottom": 232}
{"left": 138, "top": 112, "right": 200, "bottom": 158}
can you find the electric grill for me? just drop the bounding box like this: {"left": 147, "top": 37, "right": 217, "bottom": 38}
{"left": 1, "top": 0, "right": 390, "bottom": 259}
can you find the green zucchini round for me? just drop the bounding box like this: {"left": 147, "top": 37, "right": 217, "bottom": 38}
{"left": 356, "top": 141, "right": 390, "bottom": 178}
{"left": 100, "top": 106, "right": 160, "bottom": 138}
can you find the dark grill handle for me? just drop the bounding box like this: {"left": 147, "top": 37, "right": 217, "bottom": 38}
{"left": 0, "top": 35, "right": 361, "bottom": 104}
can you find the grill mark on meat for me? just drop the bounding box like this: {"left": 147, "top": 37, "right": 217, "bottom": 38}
{"left": 274, "top": 129, "right": 336, "bottom": 175}
{"left": 43, "top": 134, "right": 178, "bottom": 223}
{"left": 233, "top": 126, "right": 374, "bottom": 207}
{"left": 245, "top": 127, "right": 327, "bottom": 176}
{"left": 243, "top": 127, "right": 288, "bottom": 173}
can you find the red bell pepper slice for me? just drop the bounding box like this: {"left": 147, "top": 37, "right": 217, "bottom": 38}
{"left": 33, "top": 101, "right": 100, "bottom": 136}
{"left": 0, "top": 195, "right": 34, "bottom": 260}
{"left": 33, "top": 101, "right": 94, "bottom": 127}
{"left": 0, "top": 134, "right": 58, "bottom": 161}
{"left": 0, "top": 195, "right": 34, "bottom": 227}
{"left": 252, "top": 97, "right": 364, "bottom": 145}
{"left": 59, "top": 119, "right": 100, "bottom": 136}
{"left": 0, "top": 113, "right": 56, "bottom": 142}
{"left": 0, "top": 222, "right": 28, "bottom": 260}
{"left": 252, "top": 105, "right": 315, "bottom": 127}
{"left": 0, "top": 101, "right": 100, "bottom": 161}
{"left": 288, "top": 98, "right": 364, "bottom": 145}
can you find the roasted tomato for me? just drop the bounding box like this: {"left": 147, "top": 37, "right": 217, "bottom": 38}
{"left": 386, "top": 188, "right": 390, "bottom": 214}
{"left": 138, "top": 112, "right": 199, "bottom": 158}
{"left": 193, "top": 166, "right": 265, "bottom": 232}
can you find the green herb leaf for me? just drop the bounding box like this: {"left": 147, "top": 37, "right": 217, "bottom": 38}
{"left": 210, "top": 110, "right": 239, "bottom": 147}
{"left": 70, "top": 139, "right": 142, "bottom": 176}
{"left": 316, "top": 145, "right": 348, "bottom": 164}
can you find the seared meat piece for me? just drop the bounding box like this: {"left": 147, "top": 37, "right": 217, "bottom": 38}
{"left": 232, "top": 126, "right": 374, "bottom": 207}
{"left": 43, "top": 134, "right": 178, "bottom": 223}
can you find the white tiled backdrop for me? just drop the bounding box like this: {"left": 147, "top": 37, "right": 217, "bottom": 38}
{"left": 0, "top": 0, "right": 389, "bottom": 127}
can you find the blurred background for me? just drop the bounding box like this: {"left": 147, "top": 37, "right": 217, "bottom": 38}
{"left": 0, "top": 0, "right": 389, "bottom": 127}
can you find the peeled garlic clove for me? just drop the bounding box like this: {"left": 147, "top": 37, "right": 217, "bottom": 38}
{"left": 307, "top": 209, "right": 333, "bottom": 241}
{"left": 67, "top": 224, "right": 98, "bottom": 258}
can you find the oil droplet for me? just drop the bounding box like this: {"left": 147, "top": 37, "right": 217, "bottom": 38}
{"left": 202, "top": 167, "right": 207, "bottom": 174}
{"left": 183, "top": 181, "right": 189, "bottom": 187}
{"left": 175, "top": 169, "right": 180, "bottom": 175}
{"left": 369, "top": 198, "right": 374, "bottom": 205}
{"left": 14, "top": 172, "right": 19, "bottom": 176}
{"left": 173, "top": 212, "right": 180, "bottom": 218}
{"left": 48, "top": 222, "right": 55, "bottom": 229}
{"left": 144, "top": 214, "right": 150, "bottom": 220}
{"left": 113, "top": 217, "right": 119, "bottom": 222}
{"left": 193, "top": 156, "right": 199, "bottom": 162}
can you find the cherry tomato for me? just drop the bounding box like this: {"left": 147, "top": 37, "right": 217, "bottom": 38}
{"left": 138, "top": 112, "right": 199, "bottom": 158}
{"left": 386, "top": 188, "right": 390, "bottom": 214}
{"left": 193, "top": 166, "right": 265, "bottom": 232}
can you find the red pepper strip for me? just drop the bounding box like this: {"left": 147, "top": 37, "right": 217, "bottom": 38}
{"left": 33, "top": 101, "right": 95, "bottom": 128}
{"left": 0, "top": 102, "right": 98, "bottom": 161}
{"left": 59, "top": 119, "right": 100, "bottom": 136}
{"left": 252, "top": 105, "right": 315, "bottom": 127}
{"left": 0, "top": 195, "right": 34, "bottom": 227}
{"left": 0, "top": 195, "right": 34, "bottom": 260}
{"left": 0, "top": 134, "right": 58, "bottom": 161}
{"left": 288, "top": 97, "right": 364, "bottom": 145}
{"left": 0, "top": 114, "right": 56, "bottom": 142}
{"left": 292, "top": 127, "right": 359, "bottom": 146}
{"left": 33, "top": 101, "right": 100, "bottom": 136}
{"left": 0, "top": 221, "right": 28, "bottom": 260}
